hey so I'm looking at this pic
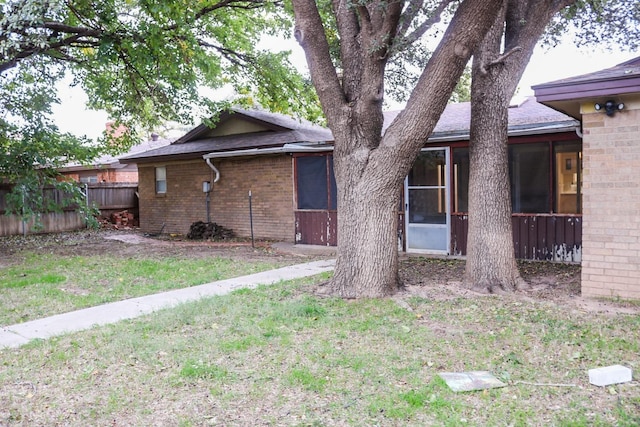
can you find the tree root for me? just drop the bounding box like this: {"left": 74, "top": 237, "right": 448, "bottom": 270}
{"left": 469, "top": 277, "right": 530, "bottom": 294}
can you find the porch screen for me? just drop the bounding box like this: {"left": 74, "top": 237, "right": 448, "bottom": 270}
{"left": 296, "top": 155, "right": 337, "bottom": 210}
{"left": 509, "top": 143, "right": 550, "bottom": 213}
{"left": 454, "top": 141, "right": 581, "bottom": 214}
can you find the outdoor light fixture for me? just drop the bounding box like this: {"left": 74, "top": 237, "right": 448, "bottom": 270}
{"left": 594, "top": 100, "right": 625, "bottom": 117}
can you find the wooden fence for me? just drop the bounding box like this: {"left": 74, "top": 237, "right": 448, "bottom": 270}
{"left": 0, "top": 183, "right": 138, "bottom": 236}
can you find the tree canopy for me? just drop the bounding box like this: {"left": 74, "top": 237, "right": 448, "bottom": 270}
{"left": 0, "top": 0, "right": 320, "bottom": 226}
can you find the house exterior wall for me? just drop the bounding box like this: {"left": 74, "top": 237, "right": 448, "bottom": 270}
{"left": 138, "top": 155, "right": 295, "bottom": 241}
{"left": 581, "top": 102, "right": 640, "bottom": 299}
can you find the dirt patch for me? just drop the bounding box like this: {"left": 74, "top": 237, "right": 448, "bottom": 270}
{"left": 0, "top": 229, "right": 307, "bottom": 267}
{"left": 399, "top": 256, "right": 640, "bottom": 315}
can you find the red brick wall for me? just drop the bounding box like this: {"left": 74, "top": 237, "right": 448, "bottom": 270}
{"left": 581, "top": 104, "right": 640, "bottom": 300}
{"left": 60, "top": 169, "right": 138, "bottom": 183}
{"left": 138, "top": 156, "right": 295, "bottom": 241}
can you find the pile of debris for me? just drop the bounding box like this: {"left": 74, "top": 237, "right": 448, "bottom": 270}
{"left": 187, "top": 221, "right": 235, "bottom": 240}
{"left": 110, "top": 210, "right": 136, "bottom": 227}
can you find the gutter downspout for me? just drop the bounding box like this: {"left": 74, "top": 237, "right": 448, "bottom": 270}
{"left": 205, "top": 158, "right": 221, "bottom": 223}
{"left": 205, "top": 158, "right": 221, "bottom": 183}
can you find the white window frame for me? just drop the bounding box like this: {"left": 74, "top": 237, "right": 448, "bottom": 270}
{"left": 155, "top": 166, "right": 167, "bottom": 194}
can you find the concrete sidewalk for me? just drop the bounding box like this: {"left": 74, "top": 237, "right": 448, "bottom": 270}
{"left": 0, "top": 259, "right": 335, "bottom": 350}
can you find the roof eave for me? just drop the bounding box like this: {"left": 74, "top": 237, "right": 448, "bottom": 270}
{"left": 427, "top": 121, "right": 579, "bottom": 143}
{"left": 202, "top": 143, "right": 334, "bottom": 160}
{"left": 533, "top": 76, "right": 640, "bottom": 103}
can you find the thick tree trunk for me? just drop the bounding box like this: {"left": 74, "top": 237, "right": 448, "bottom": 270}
{"left": 329, "top": 178, "right": 401, "bottom": 298}
{"left": 464, "top": 0, "right": 573, "bottom": 292}
{"left": 465, "top": 84, "right": 526, "bottom": 292}
{"left": 464, "top": 4, "right": 525, "bottom": 293}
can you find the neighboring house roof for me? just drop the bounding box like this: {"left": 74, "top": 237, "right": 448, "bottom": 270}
{"left": 120, "top": 108, "right": 333, "bottom": 164}
{"left": 122, "top": 99, "right": 578, "bottom": 163}
{"left": 60, "top": 136, "right": 173, "bottom": 173}
{"left": 533, "top": 56, "right": 640, "bottom": 118}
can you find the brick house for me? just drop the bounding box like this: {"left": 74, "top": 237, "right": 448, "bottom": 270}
{"left": 59, "top": 133, "right": 172, "bottom": 184}
{"left": 534, "top": 57, "right": 640, "bottom": 300}
{"left": 123, "top": 100, "right": 585, "bottom": 261}
{"left": 120, "top": 108, "right": 333, "bottom": 240}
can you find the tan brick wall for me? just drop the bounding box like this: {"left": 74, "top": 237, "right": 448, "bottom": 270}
{"left": 581, "top": 104, "right": 640, "bottom": 299}
{"left": 138, "top": 155, "right": 295, "bottom": 241}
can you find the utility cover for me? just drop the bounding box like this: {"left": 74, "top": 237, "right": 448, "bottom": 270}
{"left": 439, "top": 371, "right": 507, "bottom": 392}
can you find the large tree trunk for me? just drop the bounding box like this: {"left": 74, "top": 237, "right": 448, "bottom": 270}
{"left": 330, "top": 176, "right": 401, "bottom": 298}
{"left": 466, "top": 70, "right": 526, "bottom": 292}
{"left": 465, "top": 0, "right": 575, "bottom": 292}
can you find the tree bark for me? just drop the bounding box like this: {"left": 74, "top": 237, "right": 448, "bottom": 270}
{"left": 331, "top": 174, "right": 402, "bottom": 298}
{"left": 465, "top": 0, "right": 575, "bottom": 292}
{"left": 466, "top": 56, "right": 526, "bottom": 292}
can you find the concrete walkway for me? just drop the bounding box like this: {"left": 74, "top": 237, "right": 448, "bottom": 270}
{"left": 0, "top": 259, "right": 335, "bottom": 350}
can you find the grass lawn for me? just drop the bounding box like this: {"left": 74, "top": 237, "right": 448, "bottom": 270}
{"left": 1, "top": 271, "right": 639, "bottom": 426}
{"left": 0, "top": 252, "right": 287, "bottom": 326}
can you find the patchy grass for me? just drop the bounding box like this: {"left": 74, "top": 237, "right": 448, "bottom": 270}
{"left": 0, "top": 253, "right": 286, "bottom": 325}
{"left": 1, "top": 275, "right": 638, "bottom": 426}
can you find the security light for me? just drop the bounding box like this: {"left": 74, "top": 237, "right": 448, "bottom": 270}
{"left": 594, "top": 100, "right": 624, "bottom": 117}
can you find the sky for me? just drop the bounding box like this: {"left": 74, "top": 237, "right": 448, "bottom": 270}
{"left": 51, "top": 37, "right": 637, "bottom": 141}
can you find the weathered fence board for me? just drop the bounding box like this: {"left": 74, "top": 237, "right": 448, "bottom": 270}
{"left": 451, "top": 213, "right": 582, "bottom": 262}
{"left": 0, "top": 183, "right": 138, "bottom": 236}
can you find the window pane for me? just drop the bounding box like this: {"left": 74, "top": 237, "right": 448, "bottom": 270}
{"left": 453, "top": 148, "right": 469, "bottom": 212}
{"left": 408, "top": 151, "right": 446, "bottom": 187}
{"left": 296, "top": 156, "right": 328, "bottom": 209}
{"left": 408, "top": 188, "right": 446, "bottom": 224}
{"left": 156, "top": 180, "right": 167, "bottom": 193}
{"left": 554, "top": 142, "right": 582, "bottom": 214}
{"left": 79, "top": 174, "right": 98, "bottom": 184}
{"left": 155, "top": 167, "right": 166, "bottom": 180}
{"left": 509, "top": 143, "right": 550, "bottom": 213}
{"left": 155, "top": 167, "right": 167, "bottom": 194}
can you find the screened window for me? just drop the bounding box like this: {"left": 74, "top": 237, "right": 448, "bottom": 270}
{"left": 296, "top": 155, "right": 337, "bottom": 210}
{"left": 452, "top": 140, "right": 581, "bottom": 214}
{"left": 509, "top": 143, "right": 550, "bottom": 213}
{"left": 79, "top": 175, "right": 98, "bottom": 184}
{"left": 453, "top": 148, "right": 469, "bottom": 213}
{"left": 155, "top": 166, "right": 167, "bottom": 194}
{"left": 554, "top": 142, "right": 582, "bottom": 214}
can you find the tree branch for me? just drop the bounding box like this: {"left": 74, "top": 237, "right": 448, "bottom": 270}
{"left": 198, "top": 40, "right": 252, "bottom": 67}
{"left": 478, "top": 46, "right": 522, "bottom": 75}
{"left": 396, "top": 0, "right": 456, "bottom": 50}
{"left": 292, "top": 0, "right": 346, "bottom": 124}
{"left": 397, "top": 0, "right": 425, "bottom": 39}
{"left": 379, "top": 0, "right": 503, "bottom": 175}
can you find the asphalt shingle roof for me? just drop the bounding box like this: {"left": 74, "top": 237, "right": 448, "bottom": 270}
{"left": 121, "top": 108, "right": 332, "bottom": 163}
{"left": 123, "top": 98, "right": 577, "bottom": 163}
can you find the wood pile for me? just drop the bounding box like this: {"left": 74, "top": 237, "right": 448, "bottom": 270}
{"left": 110, "top": 210, "right": 135, "bottom": 227}
{"left": 187, "top": 221, "right": 235, "bottom": 240}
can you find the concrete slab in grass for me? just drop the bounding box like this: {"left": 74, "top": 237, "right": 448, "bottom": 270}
{"left": 588, "top": 365, "right": 633, "bottom": 387}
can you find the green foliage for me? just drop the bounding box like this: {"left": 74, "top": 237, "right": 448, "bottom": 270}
{"left": 287, "top": 367, "right": 328, "bottom": 392}
{"left": 0, "top": 251, "right": 282, "bottom": 325}
{"left": 548, "top": 0, "right": 640, "bottom": 50}
{"left": 0, "top": 0, "right": 322, "bottom": 227}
